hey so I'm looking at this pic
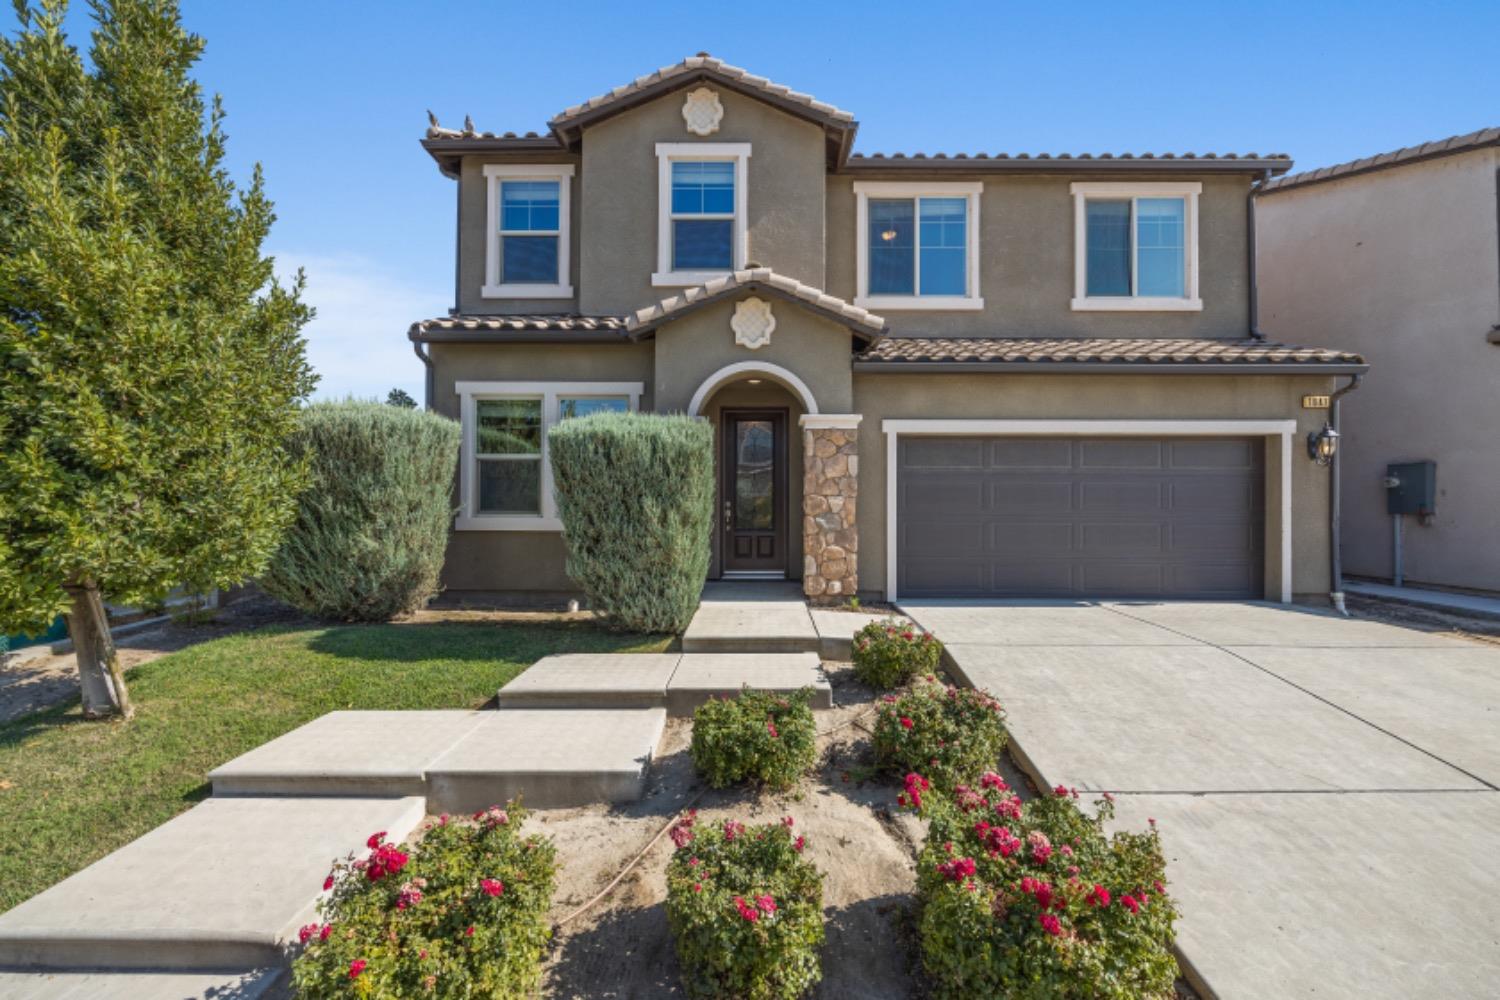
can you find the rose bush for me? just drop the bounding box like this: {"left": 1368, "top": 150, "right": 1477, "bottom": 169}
{"left": 852, "top": 617, "right": 943, "bottom": 689}
{"left": 291, "top": 802, "right": 557, "bottom": 998}
{"left": 665, "top": 814, "right": 824, "bottom": 999}
{"left": 690, "top": 687, "right": 818, "bottom": 790}
{"left": 909, "top": 776, "right": 1178, "bottom": 999}
{"left": 873, "top": 677, "right": 1007, "bottom": 791}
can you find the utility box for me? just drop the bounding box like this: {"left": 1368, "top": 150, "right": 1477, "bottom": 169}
{"left": 1386, "top": 461, "right": 1436, "bottom": 516}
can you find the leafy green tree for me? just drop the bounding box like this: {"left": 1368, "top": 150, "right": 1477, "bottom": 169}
{"left": 385, "top": 387, "right": 417, "bottom": 409}
{"left": 0, "top": 0, "right": 315, "bottom": 717}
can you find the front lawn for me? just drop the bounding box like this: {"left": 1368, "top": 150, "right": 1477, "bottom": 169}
{"left": 0, "top": 620, "right": 669, "bottom": 912}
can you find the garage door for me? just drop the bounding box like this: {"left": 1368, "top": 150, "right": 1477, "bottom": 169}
{"left": 896, "top": 436, "right": 1264, "bottom": 599}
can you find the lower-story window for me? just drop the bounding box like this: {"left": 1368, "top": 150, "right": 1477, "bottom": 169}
{"left": 457, "top": 381, "right": 644, "bottom": 531}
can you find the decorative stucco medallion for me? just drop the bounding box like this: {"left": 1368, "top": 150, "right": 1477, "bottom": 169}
{"left": 731, "top": 297, "right": 776, "bottom": 350}
{"left": 681, "top": 87, "right": 724, "bottom": 136}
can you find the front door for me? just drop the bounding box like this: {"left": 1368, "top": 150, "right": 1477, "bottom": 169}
{"left": 721, "top": 409, "right": 787, "bottom": 576}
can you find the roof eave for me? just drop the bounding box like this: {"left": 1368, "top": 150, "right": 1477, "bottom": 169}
{"left": 408, "top": 328, "right": 630, "bottom": 344}
{"left": 626, "top": 279, "right": 886, "bottom": 342}
{"left": 842, "top": 156, "right": 1294, "bottom": 176}
{"left": 851, "top": 360, "right": 1369, "bottom": 375}
{"left": 420, "top": 135, "right": 570, "bottom": 177}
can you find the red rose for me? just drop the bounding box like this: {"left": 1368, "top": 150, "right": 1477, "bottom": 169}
{"left": 348, "top": 959, "right": 367, "bottom": 979}
{"left": 323, "top": 875, "right": 335, "bottom": 891}
{"left": 899, "top": 716, "right": 914, "bottom": 730}
{"left": 366, "top": 832, "right": 386, "bottom": 849}
{"left": 480, "top": 878, "right": 504, "bottom": 897}
{"left": 1039, "top": 913, "right": 1062, "bottom": 936}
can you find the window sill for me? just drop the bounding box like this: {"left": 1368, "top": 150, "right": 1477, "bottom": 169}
{"left": 455, "top": 514, "right": 564, "bottom": 533}
{"left": 652, "top": 271, "right": 736, "bottom": 288}
{"left": 481, "top": 284, "right": 574, "bottom": 300}
{"left": 1070, "top": 297, "right": 1203, "bottom": 313}
{"left": 854, "top": 296, "right": 985, "bottom": 312}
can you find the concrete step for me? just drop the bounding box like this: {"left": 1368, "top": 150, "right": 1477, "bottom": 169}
{"left": 0, "top": 796, "right": 425, "bottom": 971}
{"left": 426, "top": 708, "right": 668, "bottom": 812}
{"left": 0, "top": 969, "right": 287, "bottom": 999}
{"left": 496, "top": 653, "right": 681, "bottom": 710}
{"left": 498, "top": 652, "right": 833, "bottom": 716}
{"left": 682, "top": 583, "right": 819, "bottom": 654}
{"left": 667, "top": 652, "right": 832, "bottom": 715}
{"left": 209, "top": 710, "right": 488, "bottom": 797}
{"left": 808, "top": 609, "right": 910, "bottom": 660}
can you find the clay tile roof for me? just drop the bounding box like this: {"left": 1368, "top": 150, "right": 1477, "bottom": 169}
{"left": 855, "top": 337, "right": 1365, "bottom": 368}
{"left": 408, "top": 314, "right": 629, "bottom": 340}
{"left": 625, "top": 268, "right": 886, "bottom": 338}
{"left": 845, "top": 151, "right": 1293, "bottom": 174}
{"left": 550, "top": 54, "right": 856, "bottom": 129}
{"left": 1259, "top": 126, "right": 1499, "bottom": 194}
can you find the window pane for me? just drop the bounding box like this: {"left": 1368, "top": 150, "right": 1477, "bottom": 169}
{"left": 671, "top": 161, "right": 735, "bottom": 215}
{"left": 868, "top": 199, "right": 915, "bottom": 295}
{"left": 1136, "top": 197, "right": 1185, "bottom": 297}
{"left": 501, "top": 235, "right": 558, "bottom": 284}
{"left": 734, "top": 420, "right": 774, "bottom": 530}
{"left": 673, "top": 219, "right": 733, "bottom": 269}
{"left": 476, "top": 399, "right": 541, "bottom": 455}
{"left": 477, "top": 457, "right": 540, "bottom": 514}
{"left": 918, "top": 197, "right": 967, "bottom": 295}
{"left": 500, "top": 180, "right": 559, "bottom": 232}
{"left": 1085, "top": 200, "right": 1131, "bottom": 296}
{"left": 559, "top": 397, "right": 628, "bottom": 420}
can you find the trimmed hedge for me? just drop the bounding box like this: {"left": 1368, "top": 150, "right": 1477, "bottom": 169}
{"left": 911, "top": 780, "right": 1178, "bottom": 999}
{"left": 549, "top": 412, "right": 713, "bottom": 633}
{"left": 852, "top": 617, "right": 943, "bottom": 689}
{"left": 291, "top": 803, "right": 558, "bottom": 998}
{"left": 690, "top": 688, "right": 818, "bottom": 790}
{"left": 666, "top": 814, "right": 824, "bottom": 999}
{"left": 262, "top": 401, "right": 459, "bottom": 621}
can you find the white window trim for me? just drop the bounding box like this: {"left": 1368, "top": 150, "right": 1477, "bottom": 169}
{"left": 456, "top": 381, "right": 643, "bottom": 531}
{"left": 881, "top": 418, "right": 1295, "bottom": 605}
{"left": 482, "top": 163, "right": 574, "bottom": 299}
{"left": 1070, "top": 181, "right": 1201, "bottom": 312}
{"left": 854, "top": 181, "right": 984, "bottom": 311}
{"left": 653, "top": 142, "right": 751, "bottom": 287}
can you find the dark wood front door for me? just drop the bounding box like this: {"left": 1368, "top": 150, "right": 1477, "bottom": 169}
{"left": 721, "top": 409, "right": 787, "bottom": 575}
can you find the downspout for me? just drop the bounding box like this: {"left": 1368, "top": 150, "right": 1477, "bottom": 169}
{"left": 1327, "top": 372, "right": 1364, "bottom": 615}
{"left": 1247, "top": 168, "right": 1273, "bottom": 340}
{"left": 413, "top": 339, "right": 434, "bottom": 411}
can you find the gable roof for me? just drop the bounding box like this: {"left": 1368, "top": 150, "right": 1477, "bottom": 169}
{"left": 625, "top": 268, "right": 887, "bottom": 340}
{"left": 1259, "top": 126, "right": 1499, "bottom": 195}
{"left": 549, "top": 54, "right": 858, "bottom": 165}
{"left": 854, "top": 337, "right": 1366, "bottom": 373}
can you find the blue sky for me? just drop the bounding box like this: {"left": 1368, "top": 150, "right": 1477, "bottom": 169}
{"left": 5, "top": 0, "right": 1497, "bottom": 400}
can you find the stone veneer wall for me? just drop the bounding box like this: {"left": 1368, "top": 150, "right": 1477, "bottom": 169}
{"left": 802, "top": 424, "right": 859, "bottom": 601}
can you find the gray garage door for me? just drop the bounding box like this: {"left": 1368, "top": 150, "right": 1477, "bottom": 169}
{"left": 897, "top": 436, "right": 1264, "bottom": 599}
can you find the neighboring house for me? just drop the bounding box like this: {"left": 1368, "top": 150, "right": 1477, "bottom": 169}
{"left": 409, "top": 54, "right": 1366, "bottom": 605}
{"left": 1256, "top": 128, "right": 1500, "bottom": 595}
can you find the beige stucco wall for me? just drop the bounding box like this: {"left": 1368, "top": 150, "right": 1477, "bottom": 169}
{"left": 825, "top": 173, "right": 1253, "bottom": 339}
{"left": 428, "top": 341, "right": 654, "bottom": 594}
{"left": 650, "top": 294, "right": 856, "bottom": 414}
{"left": 1256, "top": 148, "right": 1500, "bottom": 592}
{"left": 578, "top": 88, "right": 827, "bottom": 315}
{"left": 454, "top": 153, "right": 584, "bottom": 315}
{"left": 851, "top": 372, "right": 1340, "bottom": 603}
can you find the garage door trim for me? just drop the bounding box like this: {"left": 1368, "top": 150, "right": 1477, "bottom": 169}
{"left": 882, "top": 419, "right": 1295, "bottom": 604}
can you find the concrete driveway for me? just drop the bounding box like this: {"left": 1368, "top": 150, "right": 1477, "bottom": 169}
{"left": 900, "top": 600, "right": 1500, "bottom": 999}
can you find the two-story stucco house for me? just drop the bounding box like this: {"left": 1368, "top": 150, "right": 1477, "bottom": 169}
{"left": 409, "top": 54, "right": 1367, "bottom": 606}
{"left": 1256, "top": 127, "right": 1500, "bottom": 596}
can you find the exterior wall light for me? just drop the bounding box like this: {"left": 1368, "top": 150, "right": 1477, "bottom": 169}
{"left": 1307, "top": 423, "right": 1339, "bottom": 465}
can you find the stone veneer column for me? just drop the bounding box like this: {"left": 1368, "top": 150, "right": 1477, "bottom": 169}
{"left": 800, "top": 415, "right": 862, "bottom": 603}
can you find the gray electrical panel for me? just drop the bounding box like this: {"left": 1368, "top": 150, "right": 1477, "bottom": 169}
{"left": 1386, "top": 461, "right": 1436, "bottom": 516}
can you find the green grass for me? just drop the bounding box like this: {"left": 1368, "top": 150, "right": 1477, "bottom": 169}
{"left": 0, "top": 620, "right": 670, "bottom": 912}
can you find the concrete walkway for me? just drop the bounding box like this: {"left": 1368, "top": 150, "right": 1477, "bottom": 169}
{"left": 1346, "top": 579, "right": 1500, "bottom": 621}
{"left": 682, "top": 581, "right": 820, "bottom": 652}
{"left": 902, "top": 599, "right": 1500, "bottom": 999}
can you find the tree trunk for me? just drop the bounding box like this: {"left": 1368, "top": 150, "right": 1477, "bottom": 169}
{"left": 64, "top": 582, "right": 133, "bottom": 720}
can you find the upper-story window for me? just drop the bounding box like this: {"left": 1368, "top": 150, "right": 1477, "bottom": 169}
{"left": 854, "top": 182, "right": 983, "bottom": 311}
{"left": 1070, "top": 182, "right": 1201, "bottom": 311}
{"left": 482, "top": 163, "right": 574, "bottom": 299}
{"left": 654, "top": 143, "right": 750, "bottom": 286}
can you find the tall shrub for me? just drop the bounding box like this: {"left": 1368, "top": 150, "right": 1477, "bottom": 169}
{"left": 262, "top": 401, "right": 459, "bottom": 621}
{"left": 550, "top": 412, "right": 713, "bottom": 632}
